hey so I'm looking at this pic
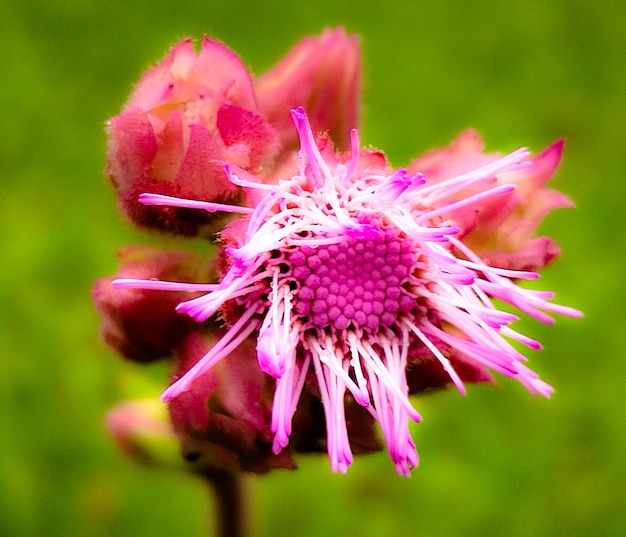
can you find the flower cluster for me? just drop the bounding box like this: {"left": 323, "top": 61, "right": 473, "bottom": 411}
{"left": 94, "top": 29, "right": 580, "bottom": 475}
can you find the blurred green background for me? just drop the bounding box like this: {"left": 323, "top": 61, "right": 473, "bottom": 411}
{"left": 1, "top": 0, "right": 624, "bottom": 535}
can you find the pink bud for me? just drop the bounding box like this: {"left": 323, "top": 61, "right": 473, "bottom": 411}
{"left": 105, "top": 38, "right": 280, "bottom": 235}
{"left": 256, "top": 28, "right": 361, "bottom": 152}
{"left": 105, "top": 399, "right": 181, "bottom": 467}
{"left": 167, "top": 332, "right": 297, "bottom": 473}
{"left": 408, "top": 131, "right": 573, "bottom": 271}
{"left": 92, "top": 246, "right": 205, "bottom": 362}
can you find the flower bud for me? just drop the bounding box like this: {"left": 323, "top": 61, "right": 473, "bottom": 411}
{"left": 92, "top": 246, "right": 206, "bottom": 363}
{"left": 408, "top": 130, "right": 573, "bottom": 271}
{"left": 105, "top": 37, "right": 280, "bottom": 235}
{"left": 168, "top": 332, "right": 296, "bottom": 473}
{"left": 256, "top": 28, "right": 361, "bottom": 152}
{"left": 105, "top": 399, "right": 183, "bottom": 468}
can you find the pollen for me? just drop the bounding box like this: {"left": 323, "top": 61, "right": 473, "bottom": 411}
{"left": 182, "top": 90, "right": 214, "bottom": 125}
{"left": 287, "top": 225, "right": 416, "bottom": 333}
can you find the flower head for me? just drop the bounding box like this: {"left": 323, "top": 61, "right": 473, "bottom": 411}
{"left": 115, "top": 108, "right": 581, "bottom": 475}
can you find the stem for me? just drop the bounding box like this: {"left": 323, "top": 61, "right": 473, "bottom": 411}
{"left": 201, "top": 469, "right": 251, "bottom": 537}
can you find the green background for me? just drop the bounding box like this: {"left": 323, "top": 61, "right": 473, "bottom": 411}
{"left": 2, "top": 0, "right": 624, "bottom": 535}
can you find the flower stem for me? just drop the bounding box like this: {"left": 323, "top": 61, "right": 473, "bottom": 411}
{"left": 202, "top": 469, "right": 251, "bottom": 537}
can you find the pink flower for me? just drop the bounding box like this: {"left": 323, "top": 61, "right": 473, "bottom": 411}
{"left": 105, "top": 30, "right": 361, "bottom": 236}
{"left": 114, "top": 108, "right": 581, "bottom": 475}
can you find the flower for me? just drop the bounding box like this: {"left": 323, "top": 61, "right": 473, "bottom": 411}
{"left": 113, "top": 108, "right": 581, "bottom": 475}
{"left": 105, "top": 30, "right": 361, "bottom": 236}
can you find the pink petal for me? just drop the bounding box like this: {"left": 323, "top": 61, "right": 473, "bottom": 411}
{"left": 151, "top": 111, "right": 186, "bottom": 183}
{"left": 217, "top": 104, "right": 280, "bottom": 170}
{"left": 193, "top": 36, "right": 257, "bottom": 110}
{"left": 174, "top": 123, "right": 239, "bottom": 202}
{"left": 105, "top": 111, "right": 158, "bottom": 191}
{"left": 126, "top": 38, "right": 195, "bottom": 110}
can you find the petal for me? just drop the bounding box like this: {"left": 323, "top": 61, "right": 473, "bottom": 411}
{"left": 217, "top": 104, "right": 281, "bottom": 170}
{"left": 481, "top": 236, "right": 562, "bottom": 272}
{"left": 193, "top": 36, "right": 257, "bottom": 110}
{"left": 151, "top": 111, "right": 186, "bottom": 183}
{"left": 105, "top": 110, "right": 157, "bottom": 192}
{"left": 169, "top": 332, "right": 218, "bottom": 430}
{"left": 126, "top": 38, "right": 195, "bottom": 110}
{"left": 174, "top": 123, "right": 240, "bottom": 202}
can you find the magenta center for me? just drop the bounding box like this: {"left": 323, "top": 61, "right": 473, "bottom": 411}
{"left": 286, "top": 227, "right": 417, "bottom": 332}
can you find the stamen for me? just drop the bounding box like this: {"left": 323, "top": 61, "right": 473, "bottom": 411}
{"left": 176, "top": 261, "right": 267, "bottom": 322}
{"left": 312, "top": 348, "right": 353, "bottom": 473}
{"left": 424, "top": 320, "right": 520, "bottom": 377}
{"left": 139, "top": 193, "right": 254, "bottom": 214}
{"left": 389, "top": 208, "right": 459, "bottom": 243}
{"left": 271, "top": 353, "right": 311, "bottom": 453}
{"left": 112, "top": 279, "right": 219, "bottom": 292}
{"left": 356, "top": 340, "right": 422, "bottom": 423}
{"left": 415, "top": 147, "right": 531, "bottom": 204}
{"left": 224, "top": 163, "right": 281, "bottom": 191}
{"left": 343, "top": 128, "right": 360, "bottom": 183}
{"left": 376, "top": 169, "right": 425, "bottom": 203}
{"left": 256, "top": 271, "right": 298, "bottom": 378}
{"left": 308, "top": 337, "right": 369, "bottom": 407}
{"left": 418, "top": 183, "right": 515, "bottom": 223}
{"left": 161, "top": 307, "right": 260, "bottom": 402}
{"left": 404, "top": 319, "right": 466, "bottom": 394}
{"left": 291, "top": 106, "right": 333, "bottom": 189}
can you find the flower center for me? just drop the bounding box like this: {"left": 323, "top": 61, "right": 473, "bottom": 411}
{"left": 286, "top": 225, "right": 417, "bottom": 333}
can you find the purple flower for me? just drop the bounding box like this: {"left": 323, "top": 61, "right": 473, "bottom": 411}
{"left": 113, "top": 108, "right": 581, "bottom": 475}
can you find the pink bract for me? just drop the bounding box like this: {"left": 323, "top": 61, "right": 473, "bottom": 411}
{"left": 256, "top": 28, "right": 361, "bottom": 152}
{"left": 408, "top": 130, "right": 574, "bottom": 270}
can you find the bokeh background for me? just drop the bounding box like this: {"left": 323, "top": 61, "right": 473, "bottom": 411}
{"left": 2, "top": 0, "right": 624, "bottom": 535}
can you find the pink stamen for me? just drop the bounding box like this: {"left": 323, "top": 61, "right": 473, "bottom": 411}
{"left": 112, "top": 278, "right": 219, "bottom": 292}
{"left": 139, "top": 193, "right": 253, "bottom": 214}
{"left": 271, "top": 353, "right": 311, "bottom": 454}
{"left": 419, "top": 183, "right": 515, "bottom": 223}
{"left": 416, "top": 147, "right": 531, "bottom": 203}
{"left": 291, "top": 106, "right": 332, "bottom": 189}
{"left": 161, "top": 307, "right": 260, "bottom": 402}
{"left": 405, "top": 319, "right": 466, "bottom": 395}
